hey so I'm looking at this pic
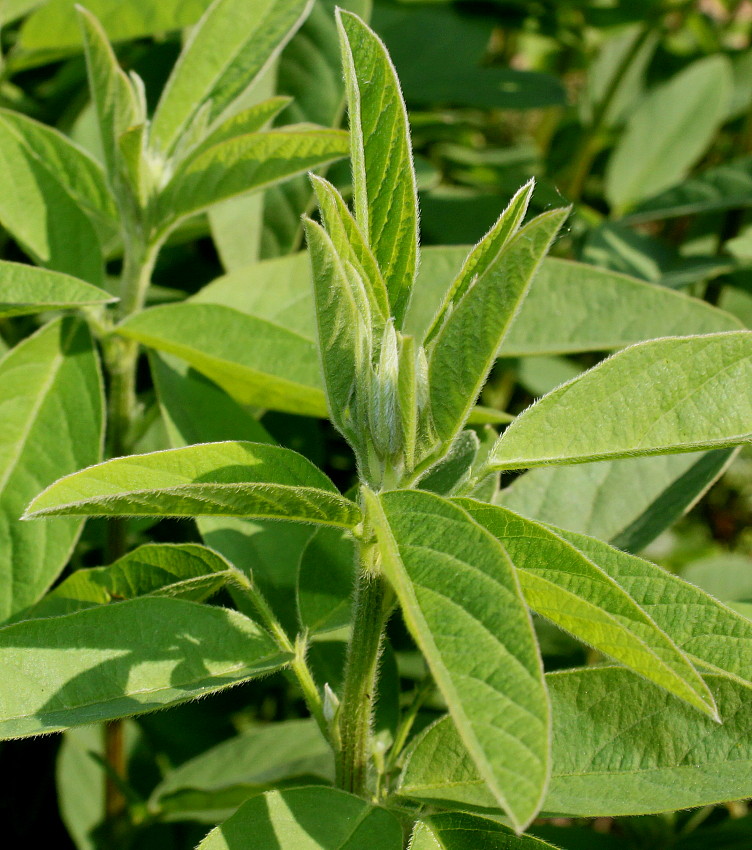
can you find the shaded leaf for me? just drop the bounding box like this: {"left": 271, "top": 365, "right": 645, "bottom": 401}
{"left": 0, "top": 597, "right": 288, "bottom": 739}
{"left": 0, "top": 317, "right": 104, "bottom": 623}
{"left": 411, "top": 812, "right": 560, "bottom": 849}
{"left": 197, "top": 787, "right": 401, "bottom": 849}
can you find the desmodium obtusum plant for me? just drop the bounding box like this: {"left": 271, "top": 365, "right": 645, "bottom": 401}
{"left": 1, "top": 5, "right": 752, "bottom": 849}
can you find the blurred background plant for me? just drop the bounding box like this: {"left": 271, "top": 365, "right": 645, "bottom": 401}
{"left": 0, "top": 0, "right": 750, "bottom": 847}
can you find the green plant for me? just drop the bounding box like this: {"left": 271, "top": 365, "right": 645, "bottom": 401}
{"left": 1, "top": 3, "right": 752, "bottom": 849}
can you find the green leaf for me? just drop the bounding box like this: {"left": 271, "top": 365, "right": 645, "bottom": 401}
{"left": 605, "top": 56, "right": 733, "bottom": 212}
{"left": 424, "top": 180, "right": 534, "bottom": 347}
{"left": 155, "top": 127, "right": 348, "bottom": 235}
{"left": 428, "top": 208, "right": 568, "bottom": 444}
{"left": 411, "top": 812, "right": 560, "bottom": 850}
{"left": 0, "top": 262, "right": 115, "bottom": 318}
{"left": 0, "top": 107, "right": 117, "bottom": 250}
{"left": 77, "top": 6, "right": 141, "bottom": 188}
{"left": 490, "top": 332, "right": 752, "bottom": 470}
{"left": 297, "top": 527, "right": 354, "bottom": 634}
{"left": 19, "top": 543, "right": 232, "bottom": 620}
{"left": 457, "top": 500, "right": 717, "bottom": 717}
{"left": 25, "top": 441, "right": 361, "bottom": 528}
{"left": 623, "top": 155, "right": 752, "bottom": 223}
{"left": 0, "top": 110, "right": 107, "bottom": 283}
{"left": 304, "top": 215, "right": 371, "bottom": 443}
{"left": 554, "top": 528, "right": 752, "bottom": 688}
{"left": 498, "top": 450, "right": 735, "bottom": 553}
{"left": 681, "top": 553, "right": 752, "bottom": 604}
{"left": 366, "top": 488, "right": 549, "bottom": 832}
{"left": 196, "top": 787, "right": 402, "bottom": 849}
{"left": 405, "top": 249, "right": 742, "bottom": 354}
{"left": 150, "top": 0, "right": 312, "bottom": 156}
{"left": 150, "top": 719, "right": 333, "bottom": 823}
{"left": 418, "top": 430, "right": 480, "bottom": 496}
{"left": 338, "top": 9, "right": 418, "bottom": 325}
{"left": 400, "top": 668, "right": 752, "bottom": 817}
{"left": 119, "top": 303, "right": 326, "bottom": 417}
{"left": 0, "top": 597, "right": 288, "bottom": 739}
{"left": 19, "top": 0, "right": 214, "bottom": 50}
{"left": 151, "top": 353, "right": 310, "bottom": 635}
{"left": 0, "top": 317, "right": 104, "bottom": 623}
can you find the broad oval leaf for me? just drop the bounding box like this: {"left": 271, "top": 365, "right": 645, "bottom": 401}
{"left": 366, "top": 488, "right": 549, "bottom": 832}
{"left": 605, "top": 56, "right": 733, "bottom": 213}
{"left": 428, "top": 207, "right": 568, "bottom": 444}
{"left": 411, "top": 812, "right": 560, "bottom": 850}
{"left": 338, "top": 9, "right": 418, "bottom": 325}
{"left": 0, "top": 262, "right": 115, "bottom": 318}
{"left": 119, "top": 303, "right": 326, "bottom": 417}
{"left": 150, "top": 718, "right": 333, "bottom": 823}
{"left": 490, "top": 332, "right": 752, "bottom": 470}
{"left": 25, "top": 441, "right": 361, "bottom": 528}
{"left": 150, "top": 0, "right": 312, "bottom": 155}
{"left": 0, "top": 317, "right": 104, "bottom": 623}
{"left": 297, "top": 526, "right": 355, "bottom": 634}
{"left": 0, "top": 597, "right": 289, "bottom": 739}
{"left": 196, "top": 786, "right": 402, "bottom": 850}
{"left": 400, "top": 669, "right": 752, "bottom": 817}
{"left": 19, "top": 543, "right": 232, "bottom": 621}
{"left": 457, "top": 500, "right": 716, "bottom": 717}
{"left": 156, "top": 128, "right": 349, "bottom": 235}
{"left": 554, "top": 527, "right": 752, "bottom": 689}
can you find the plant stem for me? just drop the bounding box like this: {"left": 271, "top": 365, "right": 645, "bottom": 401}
{"left": 101, "top": 230, "right": 160, "bottom": 825}
{"left": 336, "top": 536, "right": 391, "bottom": 797}
{"left": 230, "top": 569, "right": 328, "bottom": 738}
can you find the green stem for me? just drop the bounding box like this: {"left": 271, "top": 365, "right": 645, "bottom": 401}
{"left": 230, "top": 569, "right": 328, "bottom": 739}
{"left": 336, "top": 539, "right": 391, "bottom": 797}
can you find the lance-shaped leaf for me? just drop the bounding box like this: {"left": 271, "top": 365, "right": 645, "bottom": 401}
{"left": 491, "top": 331, "right": 752, "bottom": 470}
{"left": 428, "top": 208, "right": 568, "bottom": 445}
{"left": 0, "top": 262, "right": 115, "bottom": 318}
{"left": 338, "top": 9, "right": 419, "bottom": 325}
{"left": 424, "top": 179, "right": 534, "bottom": 346}
{"left": 155, "top": 128, "right": 348, "bottom": 235}
{"left": 304, "top": 216, "right": 369, "bottom": 441}
{"left": 399, "top": 669, "right": 752, "bottom": 817}
{"left": 411, "top": 812, "right": 560, "bottom": 850}
{"left": 605, "top": 56, "right": 732, "bottom": 213}
{"left": 457, "top": 500, "right": 716, "bottom": 717}
{"left": 19, "top": 543, "right": 232, "bottom": 621}
{"left": 150, "top": 0, "right": 312, "bottom": 155}
{"left": 310, "top": 174, "right": 389, "bottom": 329}
{"left": 77, "top": 7, "right": 141, "bottom": 185}
{"left": 497, "top": 449, "right": 735, "bottom": 553}
{"left": 119, "top": 303, "right": 326, "bottom": 417}
{"left": 554, "top": 527, "right": 752, "bottom": 688}
{"left": 0, "top": 317, "right": 104, "bottom": 624}
{"left": 150, "top": 718, "right": 333, "bottom": 823}
{"left": 25, "top": 441, "right": 361, "bottom": 529}
{"left": 0, "top": 597, "right": 288, "bottom": 740}
{"left": 196, "top": 787, "right": 402, "bottom": 850}
{"left": 365, "top": 488, "right": 549, "bottom": 832}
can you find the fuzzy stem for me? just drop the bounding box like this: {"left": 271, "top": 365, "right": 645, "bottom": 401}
{"left": 336, "top": 539, "right": 391, "bottom": 797}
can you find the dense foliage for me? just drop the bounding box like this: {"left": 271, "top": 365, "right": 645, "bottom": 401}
{"left": 0, "top": 1, "right": 750, "bottom": 848}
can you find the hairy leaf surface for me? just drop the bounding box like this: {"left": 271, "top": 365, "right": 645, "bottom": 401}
{"left": 0, "top": 263, "right": 115, "bottom": 318}
{"left": 367, "top": 488, "right": 549, "bottom": 831}
{"left": 25, "top": 442, "right": 361, "bottom": 528}
{"left": 491, "top": 332, "right": 752, "bottom": 469}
